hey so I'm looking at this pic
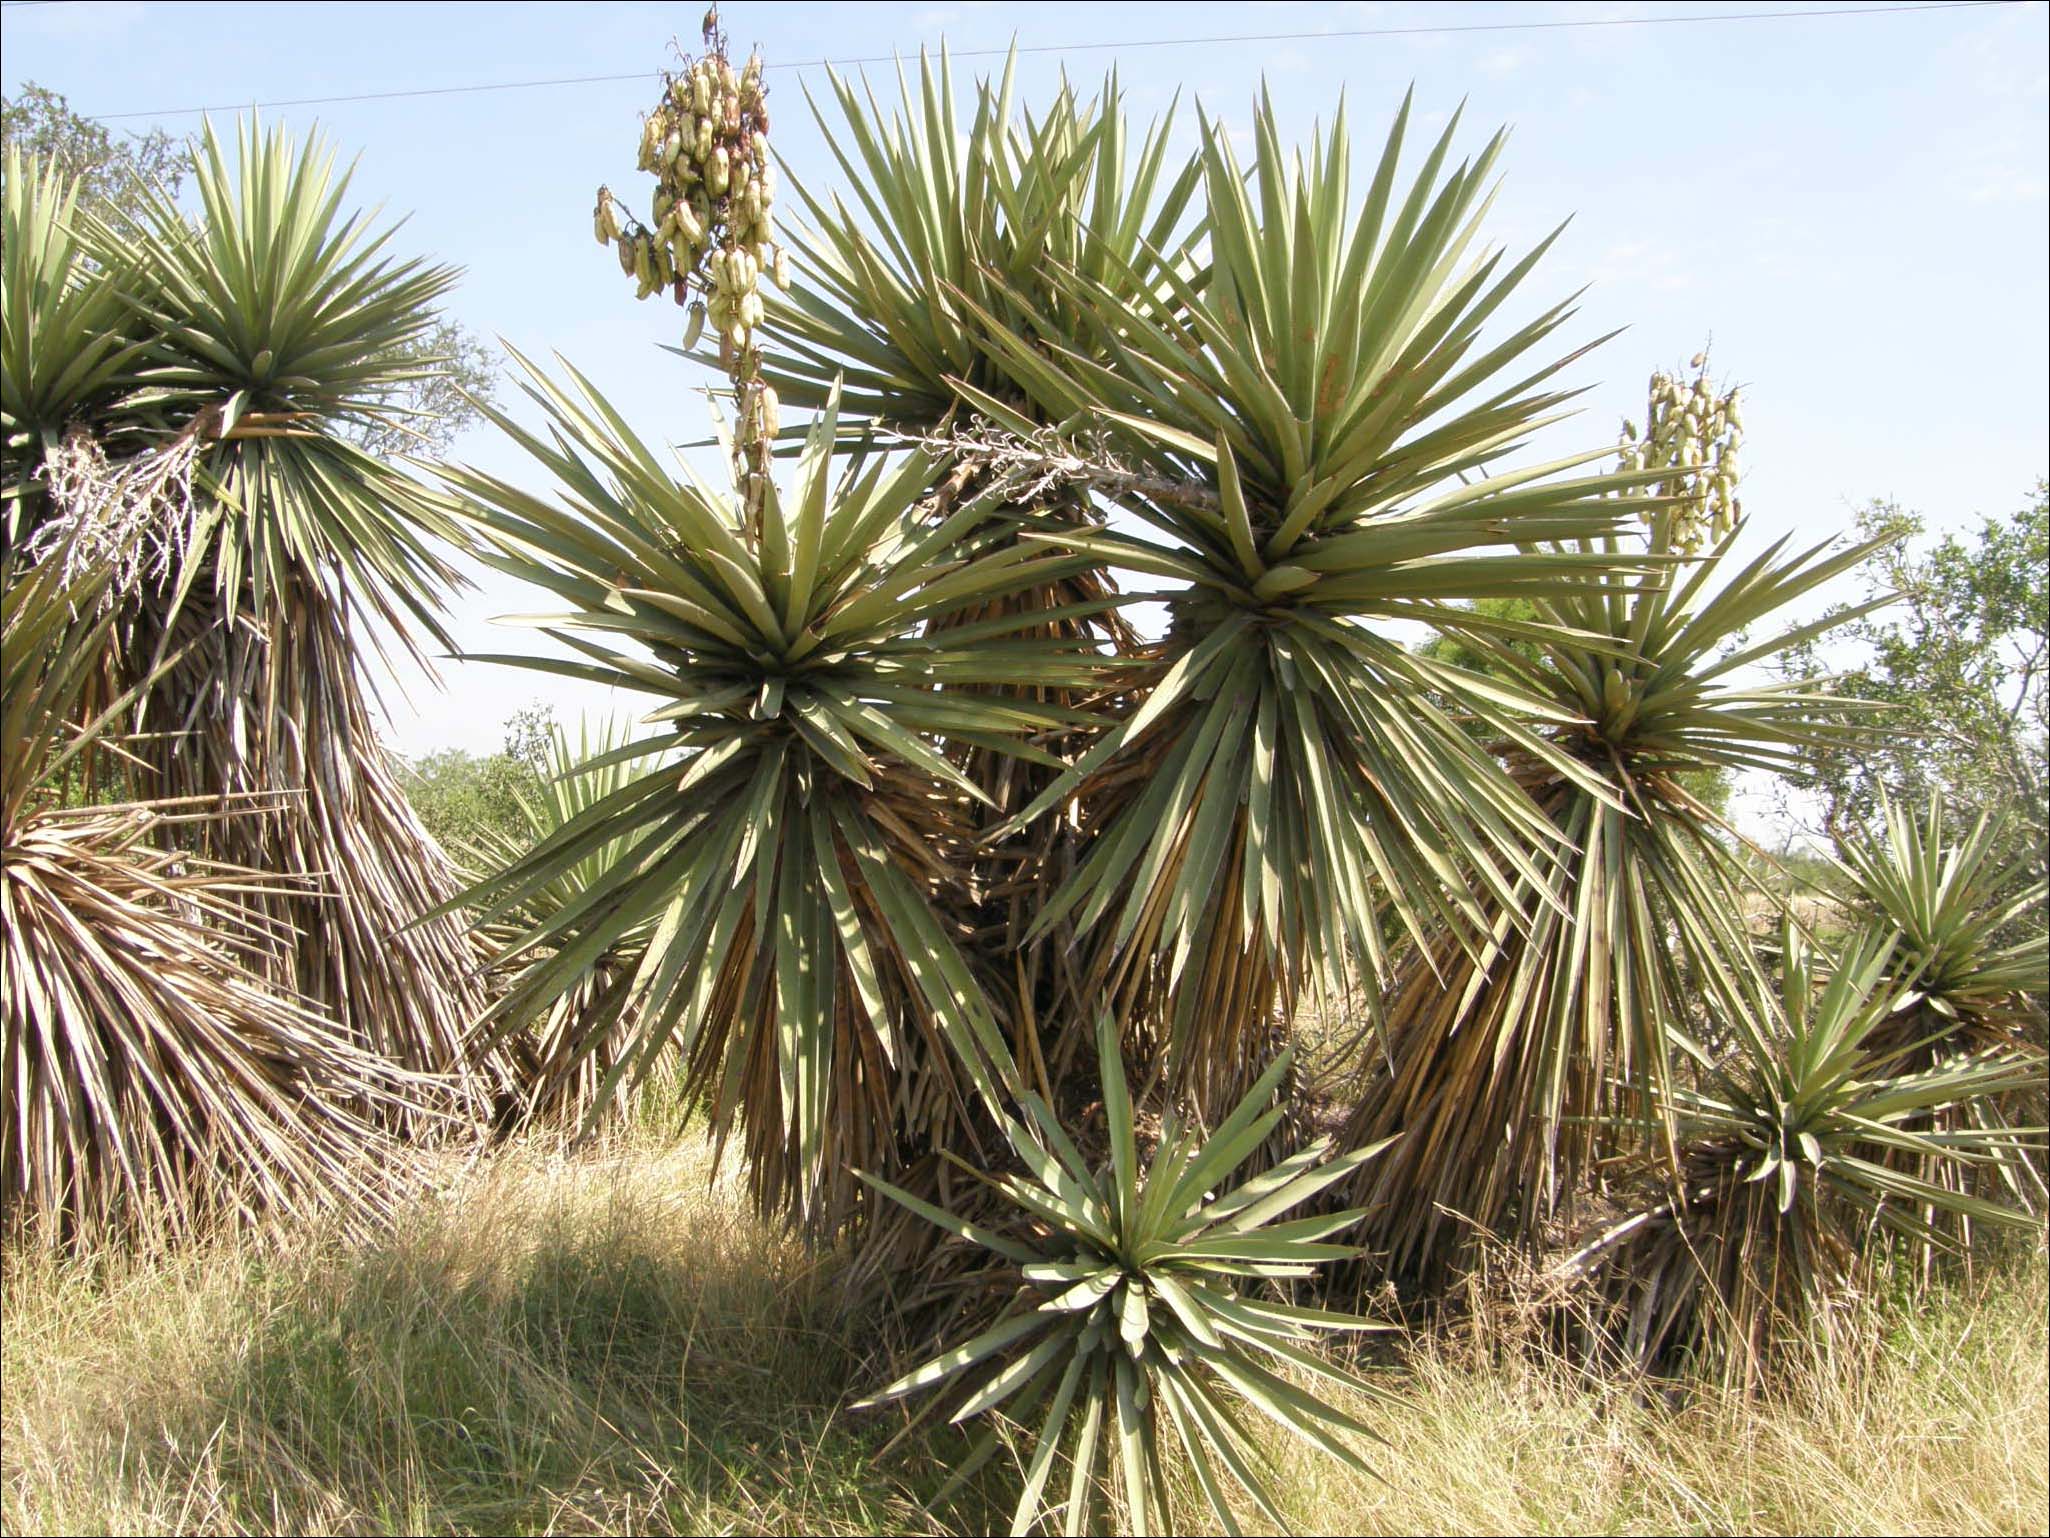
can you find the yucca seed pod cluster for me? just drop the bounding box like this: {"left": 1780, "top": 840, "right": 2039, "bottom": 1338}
{"left": 1615, "top": 351, "right": 1744, "bottom": 552}
{"left": 590, "top": 9, "right": 789, "bottom": 490}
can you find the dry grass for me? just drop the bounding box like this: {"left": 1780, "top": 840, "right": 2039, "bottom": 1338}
{"left": 4, "top": 1122, "right": 2045, "bottom": 1536}
{"left": 1259, "top": 1258, "right": 2049, "bottom": 1537}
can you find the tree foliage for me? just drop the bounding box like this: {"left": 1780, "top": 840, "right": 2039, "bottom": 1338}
{"left": 0, "top": 82, "right": 185, "bottom": 220}
{"left": 1786, "top": 483, "right": 2048, "bottom": 883}
{"left": 401, "top": 705, "right": 554, "bottom": 857}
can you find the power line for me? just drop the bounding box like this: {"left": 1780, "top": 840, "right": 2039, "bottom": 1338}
{"left": 12, "top": 2, "right": 2018, "bottom": 123}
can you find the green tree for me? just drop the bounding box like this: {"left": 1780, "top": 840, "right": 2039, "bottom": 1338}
{"left": 1, "top": 82, "right": 184, "bottom": 218}
{"left": 1786, "top": 483, "right": 2048, "bottom": 882}
{"left": 400, "top": 705, "right": 553, "bottom": 857}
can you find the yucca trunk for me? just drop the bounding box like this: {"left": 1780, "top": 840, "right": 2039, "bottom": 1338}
{"left": 117, "top": 569, "right": 493, "bottom": 1124}
{"left": 923, "top": 471, "right": 1146, "bottom": 1102}
{"left": 1340, "top": 769, "right": 1695, "bottom": 1286}
{"left": 1, "top": 549, "right": 418, "bottom": 1245}
{"left": 0, "top": 805, "right": 417, "bottom": 1245}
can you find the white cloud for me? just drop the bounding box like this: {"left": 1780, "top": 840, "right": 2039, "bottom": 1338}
{"left": 1478, "top": 48, "right": 1525, "bottom": 79}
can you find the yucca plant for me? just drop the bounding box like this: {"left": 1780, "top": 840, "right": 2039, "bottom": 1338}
{"left": 439, "top": 361, "right": 1121, "bottom": 1230}
{"left": 1340, "top": 502, "right": 1886, "bottom": 1283}
{"left": 1834, "top": 794, "right": 2047, "bottom": 1054}
{"left": 1549, "top": 926, "right": 2045, "bottom": 1388}
{"left": 0, "top": 147, "right": 150, "bottom": 545}
{"left": 1832, "top": 794, "right": 2048, "bottom": 1220}
{"left": 858, "top": 1011, "right": 1392, "bottom": 1536}
{"left": 760, "top": 49, "right": 1202, "bottom": 428}
{"left": 6, "top": 121, "right": 498, "bottom": 1115}
{"left": 465, "top": 715, "right": 673, "bottom": 1129}
{"left": 1, "top": 542, "right": 416, "bottom": 1244}
{"left": 750, "top": 53, "right": 1205, "bottom": 1088}
{"left": 948, "top": 90, "right": 1680, "bottom": 1110}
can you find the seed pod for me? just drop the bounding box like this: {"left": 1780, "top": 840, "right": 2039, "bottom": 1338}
{"left": 692, "top": 68, "right": 711, "bottom": 114}
{"left": 727, "top": 320, "right": 748, "bottom": 350}
{"left": 772, "top": 246, "right": 791, "bottom": 290}
{"left": 683, "top": 301, "right": 706, "bottom": 350}
{"left": 760, "top": 384, "right": 780, "bottom": 438}
{"left": 751, "top": 134, "right": 768, "bottom": 169}
{"left": 708, "top": 146, "right": 729, "bottom": 195}
{"left": 616, "top": 233, "right": 637, "bottom": 276}
{"left": 695, "top": 118, "right": 713, "bottom": 158}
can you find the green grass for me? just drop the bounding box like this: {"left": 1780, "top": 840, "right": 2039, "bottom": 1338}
{"left": 4, "top": 1126, "right": 2045, "bottom": 1536}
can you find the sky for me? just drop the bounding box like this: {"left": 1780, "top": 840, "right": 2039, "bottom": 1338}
{"left": 5, "top": 0, "right": 2046, "bottom": 834}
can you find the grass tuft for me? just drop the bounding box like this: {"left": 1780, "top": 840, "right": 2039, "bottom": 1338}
{"left": 4, "top": 1126, "right": 2044, "bottom": 1536}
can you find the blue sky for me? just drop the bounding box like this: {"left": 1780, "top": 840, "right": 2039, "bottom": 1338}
{"left": 6, "top": 0, "right": 2046, "bottom": 825}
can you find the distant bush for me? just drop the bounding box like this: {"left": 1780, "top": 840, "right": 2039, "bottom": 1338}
{"left": 400, "top": 705, "right": 553, "bottom": 858}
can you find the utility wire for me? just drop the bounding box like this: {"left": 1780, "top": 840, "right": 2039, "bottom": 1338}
{"left": 7, "top": 2, "right": 2019, "bottom": 123}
